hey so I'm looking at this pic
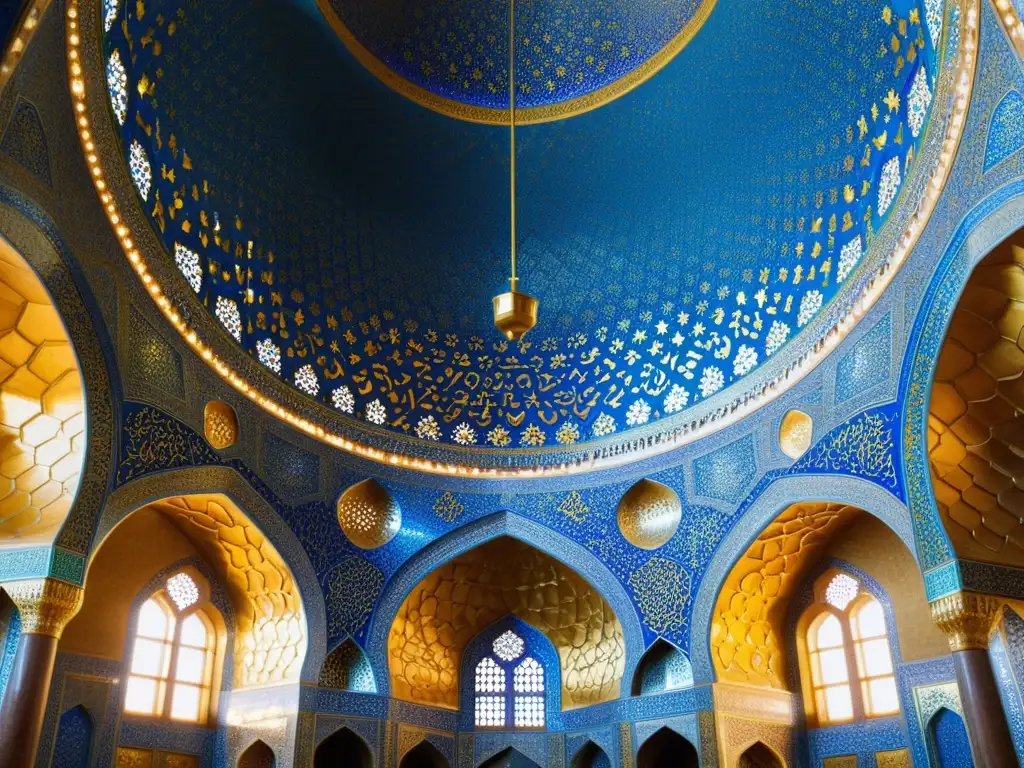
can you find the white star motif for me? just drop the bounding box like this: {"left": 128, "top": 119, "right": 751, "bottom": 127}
{"left": 672, "top": 332, "right": 684, "bottom": 347}
{"left": 655, "top": 321, "right": 668, "bottom": 335}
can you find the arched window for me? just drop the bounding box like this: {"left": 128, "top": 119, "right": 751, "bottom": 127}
{"left": 124, "top": 572, "right": 216, "bottom": 723}
{"left": 799, "top": 571, "right": 899, "bottom": 726}
{"left": 473, "top": 629, "right": 546, "bottom": 729}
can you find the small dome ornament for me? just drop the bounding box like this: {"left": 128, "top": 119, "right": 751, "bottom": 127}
{"left": 779, "top": 409, "right": 813, "bottom": 460}
{"left": 204, "top": 400, "right": 239, "bottom": 449}
{"left": 336, "top": 478, "right": 401, "bottom": 549}
{"left": 617, "top": 479, "right": 682, "bottom": 550}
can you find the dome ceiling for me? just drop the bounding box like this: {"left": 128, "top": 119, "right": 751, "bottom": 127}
{"left": 315, "top": 0, "right": 716, "bottom": 122}
{"left": 97, "top": 0, "right": 945, "bottom": 466}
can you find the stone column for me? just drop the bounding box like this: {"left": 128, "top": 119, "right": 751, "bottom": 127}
{"left": 931, "top": 591, "right": 1017, "bottom": 768}
{"left": 0, "top": 578, "right": 84, "bottom": 768}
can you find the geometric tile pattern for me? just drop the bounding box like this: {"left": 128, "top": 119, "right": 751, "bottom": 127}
{"left": 0, "top": 98, "right": 51, "bottom": 186}
{"left": 146, "top": 495, "right": 306, "bottom": 687}
{"left": 388, "top": 538, "right": 625, "bottom": 709}
{"left": 711, "top": 502, "right": 862, "bottom": 688}
{"left": 928, "top": 236, "right": 1024, "bottom": 566}
{"left": 0, "top": 242, "right": 85, "bottom": 543}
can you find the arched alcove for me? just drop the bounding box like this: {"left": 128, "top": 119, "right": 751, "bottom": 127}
{"left": 928, "top": 707, "right": 972, "bottom": 767}
{"left": 51, "top": 705, "right": 92, "bottom": 768}
{"left": 631, "top": 638, "right": 693, "bottom": 695}
{"left": 690, "top": 475, "right": 917, "bottom": 684}
{"left": 902, "top": 191, "right": 1024, "bottom": 581}
{"left": 319, "top": 638, "right": 375, "bottom": 692}
{"left": 95, "top": 465, "right": 326, "bottom": 682}
{"left": 314, "top": 727, "right": 372, "bottom": 768}
{"left": 739, "top": 741, "right": 783, "bottom": 768}
{"left": 386, "top": 532, "right": 626, "bottom": 710}
{"left": 702, "top": 487, "right": 944, "bottom": 694}
{"left": 238, "top": 739, "right": 275, "bottom": 768}
{"left": 0, "top": 236, "right": 87, "bottom": 545}
{"left": 400, "top": 740, "right": 449, "bottom": 768}
{"left": 570, "top": 740, "right": 611, "bottom": 768}
{"left": 369, "top": 511, "right": 644, "bottom": 700}
{"left": 636, "top": 727, "right": 699, "bottom": 768}
{"left": 927, "top": 227, "right": 1024, "bottom": 567}
{"left": 478, "top": 748, "right": 542, "bottom": 768}
{"left": 0, "top": 190, "right": 117, "bottom": 560}
{"left": 66, "top": 493, "right": 307, "bottom": 690}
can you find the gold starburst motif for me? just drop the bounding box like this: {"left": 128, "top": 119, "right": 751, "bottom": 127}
{"left": 433, "top": 491, "right": 464, "bottom": 523}
{"left": 557, "top": 490, "right": 589, "bottom": 524}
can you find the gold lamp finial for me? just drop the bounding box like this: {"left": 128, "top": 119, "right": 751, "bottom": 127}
{"left": 493, "top": 0, "right": 537, "bottom": 342}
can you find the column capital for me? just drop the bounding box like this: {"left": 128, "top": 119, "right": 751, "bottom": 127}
{"left": 930, "top": 590, "right": 1003, "bottom": 652}
{"left": 3, "top": 578, "right": 83, "bottom": 639}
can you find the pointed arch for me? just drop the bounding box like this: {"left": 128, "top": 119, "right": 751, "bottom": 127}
{"left": 690, "top": 475, "right": 915, "bottom": 685}
{"left": 0, "top": 181, "right": 119, "bottom": 563}
{"left": 738, "top": 740, "right": 784, "bottom": 768}
{"left": 632, "top": 638, "right": 693, "bottom": 695}
{"left": 93, "top": 465, "right": 326, "bottom": 682}
{"left": 927, "top": 707, "right": 972, "bottom": 767}
{"left": 51, "top": 705, "right": 93, "bottom": 768}
{"left": 570, "top": 740, "right": 611, "bottom": 768}
{"left": 400, "top": 740, "right": 449, "bottom": 768}
{"left": 901, "top": 184, "right": 1024, "bottom": 587}
{"left": 238, "top": 739, "right": 275, "bottom": 768}
{"left": 368, "top": 511, "right": 644, "bottom": 700}
{"left": 314, "top": 726, "right": 373, "bottom": 768}
{"left": 319, "top": 637, "right": 376, "bottom": 692}
{"left": 636, "top": 727, "right": 699, "bottom": 768}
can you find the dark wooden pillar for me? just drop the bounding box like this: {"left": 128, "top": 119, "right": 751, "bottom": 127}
{"left": 932, "top": 591, "right": 1018, "bottom": 768}
{"left": 0, "top": 579, "right": 84, "bottom": 768}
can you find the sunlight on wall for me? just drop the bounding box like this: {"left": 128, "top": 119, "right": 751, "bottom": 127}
{"left": 148, "top": 495, "right": 306, "bottom": 687}
{"left": 0, "top": 239, "right": 84, "bottom": 543}
{"left": 710, "top": 502, "right": 862, "bottom": 688}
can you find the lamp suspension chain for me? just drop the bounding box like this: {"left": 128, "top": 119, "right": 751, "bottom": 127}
{"left": 491, "top": 0, "right": 538, "bottom": 342}
{"left": 509, "top": 0, "right": 517, "bottom": 290}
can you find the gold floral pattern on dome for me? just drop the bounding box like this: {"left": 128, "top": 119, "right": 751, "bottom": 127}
{"left": 82, "top": 0, "right": 959, "bottom": 470}
{"left": 314, "top": 0, "right": 718, "bottom": 125}
{"left": 387, "top": 537, "right": 625, "bottom": 709}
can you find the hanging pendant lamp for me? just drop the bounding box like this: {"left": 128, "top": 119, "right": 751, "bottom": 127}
{"left": 493, "top": 0, "right": 538, "bottom": 342}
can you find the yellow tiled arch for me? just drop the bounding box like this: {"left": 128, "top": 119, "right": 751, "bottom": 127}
{"left": 0, "top": 240, "right": 85, "bottom": 544}
{"left": 928, "top": 234, "right": 1024, "bottom": 566}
